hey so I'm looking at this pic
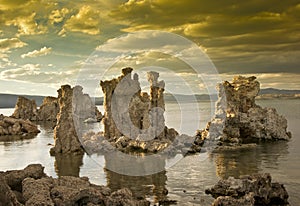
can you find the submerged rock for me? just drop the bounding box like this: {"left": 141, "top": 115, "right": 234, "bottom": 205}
{"left": 0, "top": 164, "right": 150, "bottom": 206}
{"left": 0, "top": 114, "right": 40, "bottom": 137}
{"left": 206, "top": 173, "right": 289, "bottom": 206}
{"left": 11, "top": 96, "right": 38, "bottom": 121}
{"left": 201, "top": 76, "right": 291, "bottom": 145}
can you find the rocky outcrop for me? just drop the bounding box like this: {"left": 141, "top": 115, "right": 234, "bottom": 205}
{"left": 199, "top": 76, "right": 291, "bottom": 145}
{"left": 50, "top": 85, "right": 84, "bottom": 155}
{"left": 98, "top": 68, "right": 178, "bottom": 153}
{"left": 0, "top": 164, "right": 45, "bottom": 205}
{"left": 12, "top": 96, "right": 38, "bottom": 121}
{"left": 81, "top": 131, "right": 203, "bottom": 156}
{"left": 206, "top": 173, "right": 289, "bottom": 206}
{"left": 73, "top": 86, "right": 103, "bottom": 122}
{"left": 0, "top": 164, "right": 150, "bottom": 206}
{"left": 0, "top": 114, "right": 40, "bottom": 136}
{"left": 50, "top": 85, "right": 103, "bottom": 155}
{"left": 11, "top": 92, "right": 102, "bottom": 123}
{"left": 37, "top": 96, "right": 59, "bottom": 122}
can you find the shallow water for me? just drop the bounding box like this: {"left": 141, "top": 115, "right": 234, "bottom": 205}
{"left": 0, "top": 99, "right": 299, "bottom": 205}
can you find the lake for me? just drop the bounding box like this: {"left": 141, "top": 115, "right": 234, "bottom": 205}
{"left": 0, "top": 99, "right": 299, "bottom": 205}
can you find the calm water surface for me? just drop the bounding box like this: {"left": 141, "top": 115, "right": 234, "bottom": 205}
{"left": 0, "top": 99, "right": 299, "bottom": 205}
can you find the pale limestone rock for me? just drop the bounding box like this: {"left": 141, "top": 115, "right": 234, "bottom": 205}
{"left": 201, "top": 76, "right": 291, "bottom": 144}
{"left": 98, "top": 68, "right": 178, "bottom": 153}
{"left": 73, "top": 85, "right": 102, "bottom": 122}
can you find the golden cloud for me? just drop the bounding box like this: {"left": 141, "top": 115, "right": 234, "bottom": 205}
{"left": 63, "top": 5, "right": 101, "bottom": 35}
{"left": 49, "top": 8, "right": 70, "bottom": 24}
{"left": 0, "top": 38, "right": 27, "bottom": 51}
{"left": 21, "top": 46, "right": 52, "bottom": 58}
{"left": 5, "top": 13, "right": 47, "bottom": 36}
{"left": 0, "top": 0, "right": 31, "bottom": 10}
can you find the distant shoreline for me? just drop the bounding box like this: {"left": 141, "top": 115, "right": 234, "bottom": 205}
{"left": 1, "top": 88, "right": 300, "bottom": 108}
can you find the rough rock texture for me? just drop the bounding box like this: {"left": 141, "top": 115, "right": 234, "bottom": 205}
{"left": 81, "top": 130, "right": 203, "bottom": 156}
{"left": 206, "top": 173, "right": 289, "bottom": 206}
{"left": 0, "top": 164, "right": 46, "bottom": 206}
{"left": 50, "top": 85, "right": 103, "bottom": 155}
{"left": 99, "top": 68, "right": 178, "bottom": 153}
{"left": 11, "top": 92, "right": 102, "bottom": 123}
{"left": 37, "top": 96, "right": 59, "bottom": 122}
{"left": 12, "top": 96, "right": 38, "bottom": 121}
{"left": 0, "top": 114, "right": 40, "bottom": 136}
{"left": 50, "top": 85, "right": 84, "bottom": 155}
{"left": 200, "top": 76, "right": 291, "bottom": 145}
{"left": 0, "top": 164, "right": 149, "bottom": 206}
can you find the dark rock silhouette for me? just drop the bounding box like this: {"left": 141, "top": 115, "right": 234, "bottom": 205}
{"left": 206, "top": 173, "right": 289, "bottom": 206}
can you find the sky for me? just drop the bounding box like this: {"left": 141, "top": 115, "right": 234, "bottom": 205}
{"left": 0, "top": 0, "right": 299, "bottom": 96}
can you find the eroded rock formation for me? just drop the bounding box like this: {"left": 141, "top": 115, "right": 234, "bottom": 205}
{"left": 199, "top": 76, "right": 291, "bottom": 145}
{"left": 0, "top": 114, "right": 40, "bottom": 136}
{"left": 37, "top": 96, "right": 59, "bottom": 122}
{"left": 0, "top": 164, "right": 150, "bottom": 206}
{"left": 98, "top": 68, "right": 177, "bottom": 153}
{"left": 12, "top": 96, "right": 38, "bottom": 121}
{"left": 206, "top": 173, "right": 289, "bottom": 206}
{"left": 11, "top": 92, "right": 101, "bottom": 123}
{"left": 50, "top": 85, "right": 84, "bottom": 155}
{"left": 50, "top": 85, "right": 103, "bottom": 155}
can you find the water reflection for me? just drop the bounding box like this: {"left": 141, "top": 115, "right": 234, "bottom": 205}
{"left": 54, "top": 153, "right": 84, "bottom": 177}
{"left": 105, "top": 169, "right": 168, "bottom": 203}
{"left": 211, "top": 141, "right": 289, "bottom": 179}
{"left": 0, "top": 121, "right": 55, "bottom": 145}
{"left": 104, "top": 153, "right": 169, "bottom": 204}
{"left": 0, "top": 134, "right": 36, "bottom": 144}
{"left": 38, "top": 121, "right": 56, "bottom": 132}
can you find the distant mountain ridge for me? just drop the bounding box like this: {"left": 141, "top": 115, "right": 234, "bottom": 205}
{"left": 1, "top": 88, "right": 300, "bottom": 108}
{"left": 0, "top": 94, "right": 104, "bottom": 108}
{"left": 258, "top": 88, "right": 300, "bottom": 95}
{"left": 0, "top": 94, "right": 44, "bottom": 109}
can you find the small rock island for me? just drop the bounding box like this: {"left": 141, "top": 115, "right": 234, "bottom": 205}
{"left": 198, "top": 76, "right": 291, "bottom": 147}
